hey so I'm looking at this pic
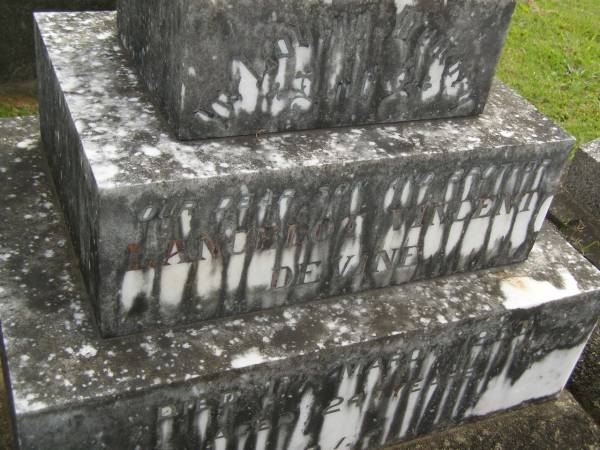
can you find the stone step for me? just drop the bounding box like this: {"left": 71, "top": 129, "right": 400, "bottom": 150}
{"left": 117, "top": 0, "right": 516, "bottom": 140}
{"left": 0, "top": 0, "right": 117, "bottom": 84}
{"left": 35, "top": 12, "right": 575, "bottom": 337}
{"left": 1, "top": 117, "right": 599, "bottom": 449}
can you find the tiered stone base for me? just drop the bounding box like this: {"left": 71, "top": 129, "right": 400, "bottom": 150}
{"left": 1, "top": 117, "right": 598, "bottom": 449}
{"left": 35, "top": 12, "right": 574, "bottom": 337}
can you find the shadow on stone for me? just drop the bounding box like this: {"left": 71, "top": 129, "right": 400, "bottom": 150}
{"left": 549, "top": 138, "right": 600, "bottom": 425}
{"left": 0, "top": 0, "right": 117, "bottom": 84}
{"left": 392, "top": 392, "right": 600, "bottom": 450}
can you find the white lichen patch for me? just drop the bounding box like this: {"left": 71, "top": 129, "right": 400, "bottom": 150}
{"left": 230, "top": 347, "right": 267, "bottom": 369}
{"left": 77, "top": 344, "right": 98, "bottom": 358}
{"left": 12, "top": 392, "right": 49, "bottom": 414}
{"left": 500, "top": 267, "right": 581, "bottom": 310}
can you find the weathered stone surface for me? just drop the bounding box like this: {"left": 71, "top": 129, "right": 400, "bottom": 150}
{"left": 560, "top": 138, "right": 600, "bottom": 217}
{"left": 569, "top": 325, "right": 600, "bottom": 426}
{"left": 117, "top": 0, "right": 516, "bottom": 140}
{"left": 1, "top": 117, "right": 600, "bottom": 449}
{"left": 35, "top": 12, "right": 575, "bottom": 337}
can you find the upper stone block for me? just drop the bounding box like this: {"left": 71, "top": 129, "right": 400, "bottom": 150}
{"left": 117, "top": 0, "right": 516, "bottom": 140}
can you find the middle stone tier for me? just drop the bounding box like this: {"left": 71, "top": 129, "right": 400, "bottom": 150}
{"left": 36, "top": 13, "right": 574, "bottom": 337}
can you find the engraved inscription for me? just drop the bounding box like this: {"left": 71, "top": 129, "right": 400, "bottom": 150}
{"left": 177, "top": 0, "right": 504, "bottom": 139}
{"left": 151, "top": 321, "right": 588, "bottom": 450}
{"left": 118, "top": 159, "right": 558, "bottom": 320}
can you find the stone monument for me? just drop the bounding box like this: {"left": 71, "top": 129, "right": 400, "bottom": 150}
{"left": 0, "top": 1, "right": 598, "bottom": 448}
{"left": 117, "top": 0, "right": 515, "bottom": 139}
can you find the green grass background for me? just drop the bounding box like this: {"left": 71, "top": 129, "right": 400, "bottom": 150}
{"left": 497, "top": 0, "right": 599, "bottom": 147}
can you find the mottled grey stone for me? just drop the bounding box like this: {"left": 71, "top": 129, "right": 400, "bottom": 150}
{"left": 117, "top": 0, "right": 516, "bottom": 140}
{"left": 561, "top": 138, "right": 600, "bottom": 217}
{"left": 35, "top": 12, "right": 575, "bottom": 337}
{"left": 1, "top": 117, "right": 600, "bottom": 449}
{"left": 394, "top": 392, "right": 600, "bottom": 450}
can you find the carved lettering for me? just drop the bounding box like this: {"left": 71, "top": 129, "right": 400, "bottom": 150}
{"left": 397, "top": 245, "right": 418, "bottom": 267}
{"left": 298, "top": 261, "right": 321, "bottom": 285}
{"left": 373, "top": 249, "right": 399, "bottom": 273}
{"left": 311, "top": 218, "right": 334, "bottom": 242}
{"left": 231, "top": 231, "right": 247, "bottom": 255}
{"left": 164, "top": 240, "right": 187, "bottom": 265}
{"left": 126, "top": 243, "right": 141, "bottom": 271}
{"left": 472, "top": 197, "right": 494, "bottom": 219}
{"left": 271, "top": 266, "right": 294, "bottom": 289}
{"left": 125, "top": 158, "right": 556, "bottom": 316}
{"left": 333, "top": 255, "right": 355, "bottom": 277}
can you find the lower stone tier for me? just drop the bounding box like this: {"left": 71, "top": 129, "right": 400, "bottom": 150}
{"left": 1, "top": 117, "right": 600, "bottom": 449}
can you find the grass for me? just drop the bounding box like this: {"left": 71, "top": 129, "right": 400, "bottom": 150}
{"left": 0, "top": 95, "right": 37, "bottom": 117}
{"left": 497, "top": 0, "right": 600, "bottom": 148}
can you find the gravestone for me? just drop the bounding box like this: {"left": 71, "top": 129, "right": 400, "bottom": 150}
{"left": 35, "top": 12, "right": 572, "bottom": 337}
{"left": 560, "top": 138, "right": 600, "bottom": 216}
{"left": 0, "top": 2, "right": 598, "bottom": 449}
{"left": 117, "top": 0, "right": 516, "bottom": 140}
